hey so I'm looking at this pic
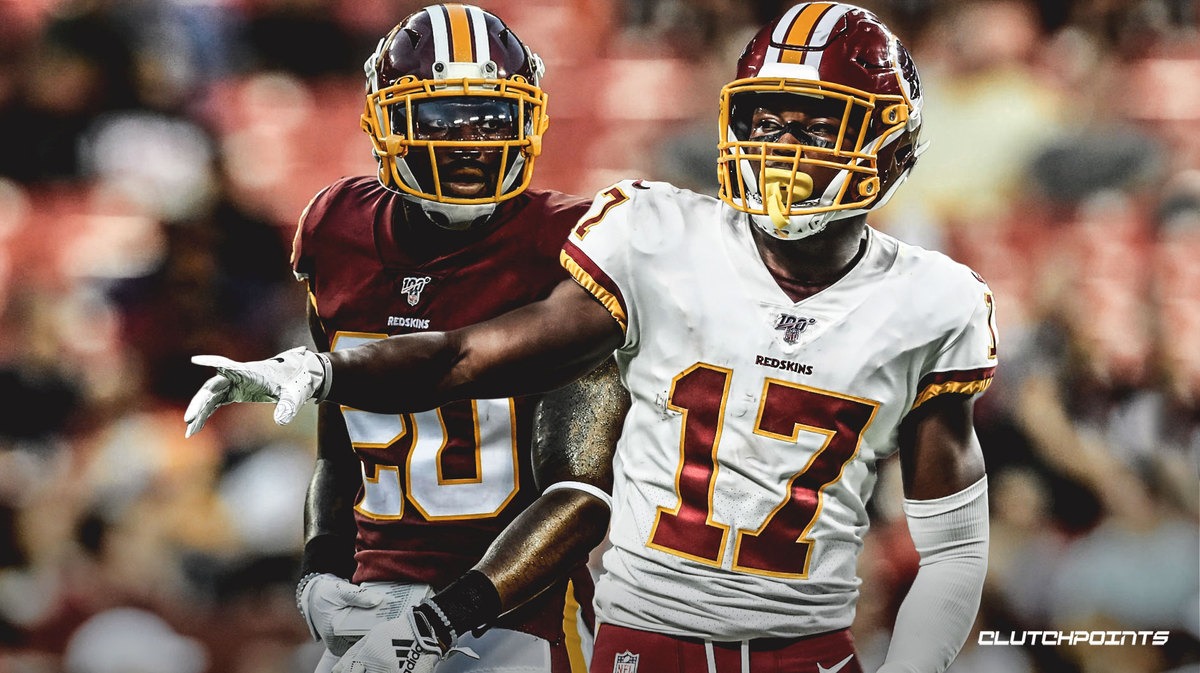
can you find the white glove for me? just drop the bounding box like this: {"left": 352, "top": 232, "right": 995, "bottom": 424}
{"left": 184, "top": 346, "right": 330, "bottom": 437}
{"left": 299, "top": 574, "right": 386, "bottom": 656}
{"left": 331, "top": 605, "right": 478, "bottom": 673}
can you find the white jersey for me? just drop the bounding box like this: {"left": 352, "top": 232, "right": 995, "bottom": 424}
{"left": 561, "top": 180, "right": 997, "bottom": 640}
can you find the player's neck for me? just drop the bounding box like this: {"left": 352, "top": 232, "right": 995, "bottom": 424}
{"left": 393, "top": 200, "right": 498, "bottom": 254}
{"left": 750, "top": 216, "right": 868, "bottom": 302}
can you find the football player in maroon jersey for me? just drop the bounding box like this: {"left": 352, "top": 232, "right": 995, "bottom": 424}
{"left": 208, "top": 5, "right": 622, "bottom": 673}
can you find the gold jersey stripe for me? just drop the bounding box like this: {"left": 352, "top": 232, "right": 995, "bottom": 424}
{"left": 780, "top": 3, "right": 833, "bottom": 63}
{"left": 912, "top": 377, "right": 993, "bottom": 410}
{"left": 445, "top": 4, "right": 474, "bottom": 63}
{"left": 306, "top": 288, "right": 319, "bottom": 315}
{"left": 562, "top": 579, "right": 587, "bottom": 672}
{"left": 560, "top": 251, "right": 627, "bottom": 332}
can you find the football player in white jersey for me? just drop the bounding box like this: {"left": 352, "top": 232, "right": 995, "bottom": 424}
{"left": 185, "top": 4, "right": 996, "bottom": 673}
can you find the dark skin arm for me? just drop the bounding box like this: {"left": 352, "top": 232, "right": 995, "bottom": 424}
{"left": 302, "top": 301, "right": 361, "bottom": 578}
{"left": 476, "top": 357, "right": 628, "bottom": 611}
{"left": 326, "top": 279, "right": 624, "bottom": 413}
{"left": 897, "top": 393, "right": 986, "bottom": 500}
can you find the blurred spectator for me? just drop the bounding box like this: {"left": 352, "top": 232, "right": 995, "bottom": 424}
{"left": 108, "top": 173, "right": 296, "bottom": 405}
{"left": 62, "top": 607, "right": 207, "bottom": 673}
{"left": 243, "top": 0, "right": 362, "bottom": 78}
{"left": 882, "top": 0, "right": 1069, "bottom": 233}
{"left": 0, "top": 0, "right": 139, "bottom": 183}
{"left": 81, "top": 110, "right": 220, "bottom": 222}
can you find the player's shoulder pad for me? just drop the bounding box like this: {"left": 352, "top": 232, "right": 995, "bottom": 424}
{"left": 293, "top": 176, "right": 377, "bottom": 279}
{"left": 875, "top": 236, "right": 994, "bottom": 345}
{"left": 299, "top": 176, "right": 374, "bottom": 232}
{"left": 607, "top": 178, "right": 687, "bottom": 199}
{"left": 894, "top": 238, "right": 992, "bottom": 305}
{"left": 315, "top": 175, "right": 378, "bottom": 212}
{"left": 523, "top": 187, "right": 594, "bottom": 235}
{"left": 526, "top": 187, "right": 593, "bottom": 214}
{"left": 572, "top": 179, "right": 698, "bottom": 243}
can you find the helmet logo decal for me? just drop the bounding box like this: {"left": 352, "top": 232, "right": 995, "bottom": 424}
{"left": 896, "top": 45, "right": 922, "bottom": 102}
{"left": 775, "top": 314, "right": 817, "bottom": 344}
{"left": 401, "top": 276, "right": 433, "bottom": 306}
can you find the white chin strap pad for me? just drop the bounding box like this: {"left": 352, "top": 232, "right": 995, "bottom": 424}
{"left": 391, "top": 150, "right": 527, "bottom": 230}
{"left": 408, "top": 196, "right": 497, "bottom": 230}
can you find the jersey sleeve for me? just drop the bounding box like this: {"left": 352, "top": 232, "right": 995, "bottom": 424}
{"left": 559, "top": 181, "right": 643, "bottom": 336}
{"left": 912, "top": 273, "right": 999, "bottom": 410}
{"left": 290, "top": 183, "right": 336, "bottom": 283}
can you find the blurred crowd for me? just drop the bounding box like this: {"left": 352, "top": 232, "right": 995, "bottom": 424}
{"left": 0, "top": 0, "right": 1196, "bottom": 672}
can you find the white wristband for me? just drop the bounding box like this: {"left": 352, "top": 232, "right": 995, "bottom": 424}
{"left": 542, "top": 480, "right": 612, "bottom": 509}
{"left": 312, "top": 352, "right": 332, "bottom": 402}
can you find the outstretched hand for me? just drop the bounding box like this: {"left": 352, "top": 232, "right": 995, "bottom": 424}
{"left": 184, "top": 346, "right": 329, "bottom": 437}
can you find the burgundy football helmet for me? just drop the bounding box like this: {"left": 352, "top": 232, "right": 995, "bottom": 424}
{"left": 361, "top": 4, "right": 547, "bottom": 228}
{"left": 717, "top": 2, "right": 925, "bottom": 239}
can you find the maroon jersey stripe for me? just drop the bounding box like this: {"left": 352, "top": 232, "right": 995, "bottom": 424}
{"left": 561, "top": 239, "right": 628, "bottom": 331}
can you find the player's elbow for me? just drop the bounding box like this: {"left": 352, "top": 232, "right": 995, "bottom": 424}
{"left": 571, "top": 492, "right": 612, "bottom": 548}
{"left": 540, "top": 483, "right": 612, "bottom": 549}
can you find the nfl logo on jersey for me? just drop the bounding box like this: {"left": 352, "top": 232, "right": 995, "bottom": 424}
{"left": 775, "top": 314, "right": 816, "bottom": 344}
{"left": 612, "top": 651, "right": 639, "bottom": 673}
{"left": 401, "top": 276, "right": 432, "bottom": 306}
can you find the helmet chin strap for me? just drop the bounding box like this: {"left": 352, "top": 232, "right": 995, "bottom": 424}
{"left": 742, "top": 160, "right": 847, "bottom": 241}
{"left": 408, "top": 196, "right": 497, "bottom": 230}
{"left": 751, "top": 211, "right": 834, "bottom": 240}
{"left": 387, "top": 147, "right": 529, "bottom": 231}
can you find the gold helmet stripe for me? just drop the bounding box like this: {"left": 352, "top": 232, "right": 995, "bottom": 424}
{"left": 779, "top": 3, "right": 835, "bottom": 63}
{"left": 444, "top": 4, "right": 476, "bottom": 63}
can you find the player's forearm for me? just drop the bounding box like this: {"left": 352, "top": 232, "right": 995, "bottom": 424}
{"left": 322, "top": 280, "right": 622, "bottom": 413}
{"left": 302, "top": 464, "right": 359, "bottom": 578}
{"left": 420, "top": 488, "right": 609, "bottom": 643}
{"left": 880, "top": 477, "right": 989, "bottom": 673}
{"left": 303, "top": 405, "right": 361, "bottom": 575}
{"left": 324, "top": 331, "right": 460, "bottom": 412}
{"left": 469, "top": 357, "right": 622, "bottom": 610}
{"left": 476, "top": 488, "right": 609, "bottom": 611}
{"left": 324, "top": 324, "right": 618, "bottom": 416}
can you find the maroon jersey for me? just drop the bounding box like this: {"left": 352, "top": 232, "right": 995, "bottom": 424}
{"left": 292, "top": 175, "right": 591, "bottom": 641}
